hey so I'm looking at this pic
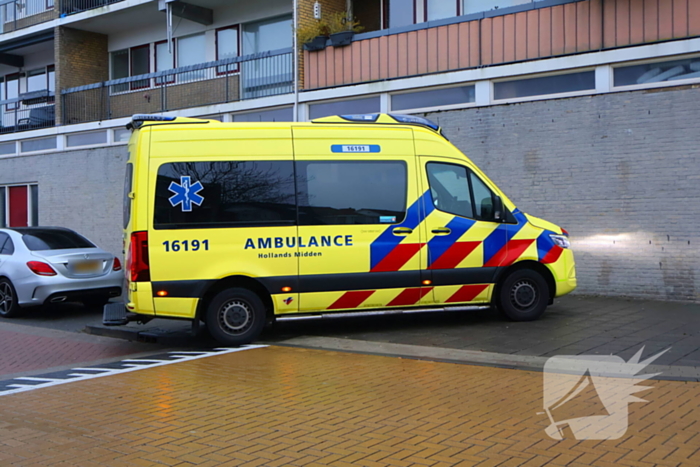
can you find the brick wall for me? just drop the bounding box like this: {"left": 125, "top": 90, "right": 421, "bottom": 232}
{"left": 2, "top": 9, "right": 58, "bottom": 33}
{"left": 297, "top": 0, "right": 347, "bottom": 88}
{"left": 55, "top": 26, "right": 109, "bottom": 125}
{"left": 424, "top": 85, "right": 700, "bottom": 302}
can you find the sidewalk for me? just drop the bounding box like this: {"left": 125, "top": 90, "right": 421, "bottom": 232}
{"left": 0, "top": 345, "right": 698, "bottom": 466}
{"left": 264, "top": 295, "right": 700, "bottom": 370}
{"left": 0, "top": 321, "right": 164, "bottom": 380}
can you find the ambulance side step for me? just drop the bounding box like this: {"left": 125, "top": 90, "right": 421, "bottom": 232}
{"left": 276, "top": 305, "right": 491, "bottom": 322}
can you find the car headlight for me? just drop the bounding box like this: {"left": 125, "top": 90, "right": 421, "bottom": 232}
{"left": 550, "top": 234, "right": 570, "bottom": 249}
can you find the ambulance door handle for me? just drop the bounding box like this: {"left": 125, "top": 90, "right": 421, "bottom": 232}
{"left": 392, "top": 227, "right": 413, "bottom": 236}
{"left": 431, "top": 228, "right": 451, "bottom": 235}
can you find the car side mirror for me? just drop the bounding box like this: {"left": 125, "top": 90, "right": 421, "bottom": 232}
{"left": 493, "top": 196, "right": 504, "bottom": 222}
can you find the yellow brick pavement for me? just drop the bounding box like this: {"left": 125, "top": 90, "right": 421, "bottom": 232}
{"left": 0, "top": 346, "right": 698, "bottom": 466}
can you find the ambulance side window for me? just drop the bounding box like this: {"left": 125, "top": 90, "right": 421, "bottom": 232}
{"left": 426, "top": 163, "right": 474, "bottom": 218}
{"left": 296, "top": 160, "right": 407, "bottom": 225}
{"left": 426, "top": 162, "right": 498, "bottom": 222}
{"left": 153, "top": 161, "right": 297, "bottom": 229}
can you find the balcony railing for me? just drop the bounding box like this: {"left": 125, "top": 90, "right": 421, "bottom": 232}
{"left": 60, "top": 0, "right": 123, "bottom": 16}
{"left": 61, "top": 48, "right": 293, "bottom": 125}
{"left": 305, "top": 0, "right": 700, "bottom": 90}
{"left": 0, "top": 0, "right": 57, "bottom": 34}
{"left": 0, "top": 90, "right": 55, "bottom": 133}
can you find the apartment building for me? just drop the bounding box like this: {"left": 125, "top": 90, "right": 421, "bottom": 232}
{"left": 0, "top": 0, "right": 698, "bottom": 301}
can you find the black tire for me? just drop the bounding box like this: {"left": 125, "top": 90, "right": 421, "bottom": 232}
{"left": 497, "top": 269, "right": 549, "bottom": 321}
{"left": 205, "top": 288, "right": 266, "bottom": 346}
{"left": 0, "top": 278, "right": 20, "bottom": 318}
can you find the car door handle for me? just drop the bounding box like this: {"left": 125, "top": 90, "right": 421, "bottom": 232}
{"left": 392, "top": 227, "right": 413, "bottom": 236}
{"left": 431, "top": 228, "right": 451, "bottom": 235}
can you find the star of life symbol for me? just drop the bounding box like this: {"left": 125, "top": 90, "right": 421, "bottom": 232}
{"left": 168, "top": 176, "right": 204, "bottom": 212}
{"left": 541, "top": 346, "right": 669, "bottom": 440}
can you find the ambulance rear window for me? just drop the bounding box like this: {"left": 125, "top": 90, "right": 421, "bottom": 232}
{"left": 297, "top": 160, "right": 407, "bottom": 225}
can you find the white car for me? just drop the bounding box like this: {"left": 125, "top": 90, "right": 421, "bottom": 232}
{"left": 0, "top": 227, "right": 123, "bottom": 317}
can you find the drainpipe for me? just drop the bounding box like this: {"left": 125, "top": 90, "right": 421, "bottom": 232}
{"left": 347, "top": 0, "right": 352, "bottom": 28}
{"left": 293, "top": 0, "right": 299, "bottom": 122}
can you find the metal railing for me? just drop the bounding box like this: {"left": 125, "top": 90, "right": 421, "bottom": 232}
{"left": 60, "top": 0, "right": 123, "bottom": 16}
{"left": 0, "top": 0, "right": 56, "bottom": 34}
{"left": 61, "top": 48, "right": 293, "bottom": 125}
{"left": 0, "top": 90, "right": 55, "bottom": 134}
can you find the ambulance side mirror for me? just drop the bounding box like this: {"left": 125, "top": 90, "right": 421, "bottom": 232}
{"left": 493, "top": 196, "right": 504, "bottom": 222}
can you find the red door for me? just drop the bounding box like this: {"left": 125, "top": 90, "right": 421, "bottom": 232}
{"left": 8, "top": 186, "right": 28, "bottom": 227}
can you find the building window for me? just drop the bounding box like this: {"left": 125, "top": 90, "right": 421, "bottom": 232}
{"left": 297, "top": 161, "right": 407, "bottom": 226}
{"left": 154, "top": 161, "right": 297, "bottom": 229}
{"left": 241, "top": 15, "right": 293, "bottom": 98}
{"left": 176, "top": 33, "right": 207, "bottom": 82}
{"left": 614, "top": 57, "right": 700, "bottom": 87}
{"left": 391, "top": 85, "right": 475, "bottom": 111}
{"left": 5, "top": 74, "right": 19, "bottom": 111}
{"left": 493, "top": 71, "right": 595, "bottom": 100}
{"left": 155, "top": 40, "right": 175, "bottom": 85}
{"left": 385, "top": 0, "right": 415, "bottom": 28}
{"left": 217, "top": 26, "right": 240, "bottom": 74}
{"left": 24, "top": 65, "right": 55, "bottom": 104}
{"left": 0, "top": 184, "right": 38, "bottom": 228}
{"left": 232, "top": 106, "right": 293, "bottom": 122}
{"left": 130, "top": 44, "right": 150, "bottom": 90}
{"left": 426, "top": 0, "right": 459, "bottom": 21}
{"left": 110, "top": 45, "right": 150, "bottom": 91}
{"left": 308, "top": 96, "right": 381, "bottom": 120}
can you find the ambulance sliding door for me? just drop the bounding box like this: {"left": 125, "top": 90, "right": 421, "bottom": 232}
{"left": 292, "top": 126, "right": 429, "bottom": 313}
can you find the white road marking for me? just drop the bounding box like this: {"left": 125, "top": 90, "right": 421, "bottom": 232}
{"left": 0, "top": 345, "right": 267, "bottom": 397}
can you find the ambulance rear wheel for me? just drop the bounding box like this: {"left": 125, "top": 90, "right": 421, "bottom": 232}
{"left": 206, "top": 288, "right": 266, "bottom": 346}
{"left": 497, "top": 269, "right": 549, "bottom": 321}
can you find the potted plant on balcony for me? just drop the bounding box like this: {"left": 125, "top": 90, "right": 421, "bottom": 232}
{"left": 327, "top": 12, "right": 363, "bottom": 47}
{"left": 298, "top": 20, "right": 330, "bottom": 52}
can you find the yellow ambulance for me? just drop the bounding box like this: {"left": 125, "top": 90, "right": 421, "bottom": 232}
{"left": 111, "top": 113, "right": 576, "bottom": 345}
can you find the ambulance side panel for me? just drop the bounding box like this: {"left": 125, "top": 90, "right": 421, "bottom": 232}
{"left": 145, "top": 124, "right": 299, "bottom": 319}
{"left": 291, "top": 125, "right": 431, "bottom": 313}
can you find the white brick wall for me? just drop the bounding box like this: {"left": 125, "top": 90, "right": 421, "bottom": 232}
{"left": 0, "top": 146, "right": 127, "bottom": 257}
{"left": 425, "top": 86, "right": 700, "bottom": 302}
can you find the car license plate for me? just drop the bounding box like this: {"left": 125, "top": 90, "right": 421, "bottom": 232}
{"left": 74, "top": 261, "right": 101, "bottom": 274}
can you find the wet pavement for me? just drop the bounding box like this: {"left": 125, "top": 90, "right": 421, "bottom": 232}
{"left": 262, "top": 296, "right": 700, "bottom": 368}
{"left": 0, "top": 345, "right": 698, "bottom": 466}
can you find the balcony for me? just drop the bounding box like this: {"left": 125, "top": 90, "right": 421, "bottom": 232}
{"left": 305, "top": 0, "right": 700, "bottom": 90}
{"left": 61, "top": 48, "right": 293, "bottom": 125}
{"left": 0, "top": 0, "right": 58, "bottom": 34}
{"left": 59, "top": 0, "right": 123, "bottom": 16}
{"left": 0, "top": 90, "right": 55, "bottom": 133}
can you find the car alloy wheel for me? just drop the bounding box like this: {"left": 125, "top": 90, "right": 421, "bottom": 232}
{"left": 0, "top": 280, "right": 18, "bottom": 317}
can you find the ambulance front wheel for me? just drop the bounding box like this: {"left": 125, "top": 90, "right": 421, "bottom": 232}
{"left": 497, "top": 269, "right": 549, "bottom": 321}
{"left": 206, "top": 287, "right": 266, "bottom": 346}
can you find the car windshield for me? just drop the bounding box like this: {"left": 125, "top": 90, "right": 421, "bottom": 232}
{"left": 19, "top": 229, "right": 95, "bottom": 250}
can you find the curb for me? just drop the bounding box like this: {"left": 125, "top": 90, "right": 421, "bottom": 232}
{"left": 272, "top": 336, "right": 700, "bottom": 382}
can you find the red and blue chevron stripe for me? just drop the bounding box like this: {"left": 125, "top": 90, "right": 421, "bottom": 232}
{"left": 483, "top": 210, "right": 532, "bottom": 267}
{"left": 427, "top": 217, "right": 478, "bottom": 269}
{"left": 370, "top": 190, "right": 433, "bottom": 272}
{"left": 536, "top": 229, "right": 564, "bottom": 264}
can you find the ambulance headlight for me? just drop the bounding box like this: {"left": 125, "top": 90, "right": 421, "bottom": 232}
{"left": 550, "top": 234, "right": 570, "bottom": 249}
